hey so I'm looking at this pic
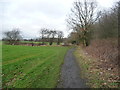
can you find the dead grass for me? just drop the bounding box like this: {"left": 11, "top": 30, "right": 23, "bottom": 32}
{"left": 74, "top": 38, "right": 119, "bottom": 88}
{"left": 85, "top": 38, "right": 118, "bottom": 69}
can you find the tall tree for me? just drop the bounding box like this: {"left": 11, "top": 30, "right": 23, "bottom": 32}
{"left": 4, "top": 28, "right": 22, "bottom": 45}
{"left": 67, "top": 0, "right": 101, "bottom": 46}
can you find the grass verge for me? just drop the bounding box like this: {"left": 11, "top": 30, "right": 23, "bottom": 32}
{"left": 74, "top": 46, "right": 119, "bottom": 88}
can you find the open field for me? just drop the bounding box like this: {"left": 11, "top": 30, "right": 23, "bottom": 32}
{"left": 2, "top": 45, "right": 69, "bottom": 88}
{"left": 20, "top": 41, "right": 40, "bottom": 44}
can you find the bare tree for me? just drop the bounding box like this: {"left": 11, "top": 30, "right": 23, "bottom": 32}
{"left": 56, "top": 31, "right": 64, "bottom": 45}
{"left": 40, "top": 28, "right": 48, "bottom": 45}
{"left": 3, "top": 28, "right": 22, "bottom": 45}
{"left": 67, "top": 31, "right": 80, "bottom": 45}
{"left": 67, "top": 0, "right": 101, "bottom": 46}
{"left": 48, "top": 30, "right": 57, "bottom": 45}
{"left": 40, "top": 28, "right": 64, "bottom": 45}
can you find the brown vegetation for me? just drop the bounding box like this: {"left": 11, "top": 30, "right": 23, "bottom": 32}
{"left": 83, "top": 38, "right": 119, "bottom": 87}
{"left": 85, "top": 38, "right": 118, "bottom": 67}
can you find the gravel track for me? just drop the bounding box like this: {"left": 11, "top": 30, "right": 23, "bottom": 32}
{"left": 57, "top": 48, "right": 88, "bottom": 88}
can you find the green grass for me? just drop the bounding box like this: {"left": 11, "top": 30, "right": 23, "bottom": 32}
{"left": 2, "top": 45, "right": 69, "bottom": 88}
{"left": 0, "top": 41, "right": 2, "bottom": 88}
{"left": 20, "top": 41, "right": 40, "bottom": 44}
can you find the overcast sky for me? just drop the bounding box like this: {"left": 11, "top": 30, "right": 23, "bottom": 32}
{"left": 0, "top": 0, "right": 118, "bottom": 39}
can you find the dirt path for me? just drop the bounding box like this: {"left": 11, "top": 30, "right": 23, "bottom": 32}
{"left": 57, "top": 48, "right": 88, "bottom": 88}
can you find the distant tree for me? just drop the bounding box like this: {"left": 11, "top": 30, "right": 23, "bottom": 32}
{"left": 40, "top": 28, "right": 64, "bottom": 45}
{"left": 30, "top": 39, "right": 34, "bottom": 41}
{"left": 67, "top": 31, "right": 82, "bottom": 45}
{"left": 40, "top": 28, "right": 49, "bottom": 45}
{"left": 56, "top": 31, "right": 64, "bottom": 45}
{"left": 48, "top": 30, "right": 57, "bottom": 45}
{"left": 67, "top": 0, "right": 101, "bottom": 46}
{"left": 3, "top": 28, "right": 22, "bottom": 45}
{"left": 23, "top": 39, "right": 28, "bottom": 41}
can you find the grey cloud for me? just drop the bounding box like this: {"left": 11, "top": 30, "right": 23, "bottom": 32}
{"left": 9, "top": 0, "right": 66, "bottom": 20}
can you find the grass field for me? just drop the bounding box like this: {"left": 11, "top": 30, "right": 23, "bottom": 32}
{"left": 0, "top": 41, "right": 2, "bottom": 88}
{"left": 2, "top": 45, "right": 69, "bottom": 88}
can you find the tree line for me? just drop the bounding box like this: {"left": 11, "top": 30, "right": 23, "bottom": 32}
{"left": 40, "top": 28, "right": 63, "bottom": 45}
{"left": 3, "top": 28, "right": 64, "bottom": 45}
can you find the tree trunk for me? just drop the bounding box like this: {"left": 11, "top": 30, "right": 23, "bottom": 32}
{"left": 42, "top": 38, "right": 45, "bottom": 45}
{"left": 49, "top": 38, "right": 53, "bottom": 45}
{"left": 83, "top": 31, "right": 89, "bottom": 47}
{"left": 57, "top": 38, "right": 60, "bottom": 45}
